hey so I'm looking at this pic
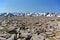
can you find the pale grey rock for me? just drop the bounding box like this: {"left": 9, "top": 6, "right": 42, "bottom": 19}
{"left": 0, "top": 27, "right": 4, "bottom": 30}
{"left": 7, "top": 26, "right": 16, "bottom": 32}
{"left": 0, "top": 33, "right": 11, "bottom": 39}
{"left": 0, "top": 37, "right": 7, "bottom": 40}
{"left": 31, "top": 34, "right": 46, "bottom": 40}
{"left": 17, "top": 38, "right": 21, "bottom": 40}
{"left": 7, "top": 34, "right": 17, "bottom": 40}
{"left": 45, "top": 31, "right": 55, "bottom": 37}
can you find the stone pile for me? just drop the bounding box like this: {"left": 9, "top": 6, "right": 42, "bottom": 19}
{"left": 0, "top": 16, "right": 60, "bottom": 40}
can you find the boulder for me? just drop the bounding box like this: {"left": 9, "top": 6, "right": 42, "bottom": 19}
{"left": 7, "top": 27, "right": 17, "bottom": 34}
{"left": 7, "top": 34, "right": 17, "bottom": 40}
{"left": 0, "top": 37, "right": 7, "bottom": 40}
{"left": 30, "top": 34, "right": 46, "bottom": 40}
{"left": 0, "top": 33, "right": 11, "bottom": 39}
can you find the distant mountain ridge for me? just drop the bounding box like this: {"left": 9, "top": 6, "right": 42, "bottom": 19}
{"left": 0, "top": 12, "right": 60, "bottom": 17}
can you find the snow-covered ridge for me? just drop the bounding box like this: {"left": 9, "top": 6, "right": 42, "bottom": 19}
{"left": 0, "top": 12, "right": 60, "bottom": 17}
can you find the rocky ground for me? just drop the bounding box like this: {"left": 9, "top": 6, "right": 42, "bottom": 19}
{"left": 0, "top": 16, "right": 60, "bottom": 40}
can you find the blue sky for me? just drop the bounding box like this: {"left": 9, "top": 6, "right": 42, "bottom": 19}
{"left": 0, "top": 0, "right": 60, "bottom": 13}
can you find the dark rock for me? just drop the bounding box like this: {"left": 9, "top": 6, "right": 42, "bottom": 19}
{"left": 25, "top": 35, "right": 32, "bottom": 40}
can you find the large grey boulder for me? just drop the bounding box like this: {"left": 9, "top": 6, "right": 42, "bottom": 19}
{"left": 7, "top": 34, "right": 17, "bottom": 40}
{"left": 0, "top": 33, "right": 11, "bottom": 39}
{"left": 0, "top": 37, "right": 7, "bottom": 40}
{"left": 7, "top": 27, "right": 17, "bottom": 34}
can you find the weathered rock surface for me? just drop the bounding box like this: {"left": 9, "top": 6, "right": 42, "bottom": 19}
{"left": 0, "top": 16, "right": 60, "bottom": 40}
